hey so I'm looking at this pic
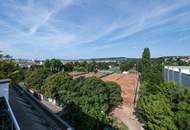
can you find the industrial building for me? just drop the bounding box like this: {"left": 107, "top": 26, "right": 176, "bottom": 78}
{"left": 163, "top": 66, "right": 190, "bottom": 87}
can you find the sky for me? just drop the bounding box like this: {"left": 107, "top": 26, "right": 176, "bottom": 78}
{"left": 0, "top": 0, "right": 190, "bottom": 59}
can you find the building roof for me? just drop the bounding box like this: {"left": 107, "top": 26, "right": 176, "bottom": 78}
{"left": 165, "top": 66, "right": 190, "bottom": 69}
{"left": 164, "top": 66, "right": 190, "bottom": 74}
{"left": 0, "top": 79, "right": 10, "bottom": 84}
{"left": 9, "top": 85, "right": 73, "bottom": 130}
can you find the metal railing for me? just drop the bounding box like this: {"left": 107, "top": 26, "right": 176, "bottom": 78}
{"left": 0, "top": 97, "right": 20, "bottom": 130}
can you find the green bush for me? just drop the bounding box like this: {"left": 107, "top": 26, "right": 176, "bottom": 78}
{"left": 25, "top": 68, "right": 52, "bottom": 91}
{"left": 42, "top": 73, "right": 122, "bottom": 130}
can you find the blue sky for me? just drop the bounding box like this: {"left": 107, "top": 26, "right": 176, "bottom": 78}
{"left": 0, "top": 0, "right": 190, "bottom": 59}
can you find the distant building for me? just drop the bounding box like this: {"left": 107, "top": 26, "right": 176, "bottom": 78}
{"left": 161, "top": 56, "right": 190, "bottom": 63}
{"left": 163, "top": 66, "right": 190, "bottom": 87}
{"left": 0, "top": 79, "right": 20, "bottom": 130}
{"left": 16, "top": 59, "right": 44, "bottom": 68}
{"left": 15, "top": 59, "right": 33, "bottom": 68}
{"left": 180, "top": 57, "right": 190, "bottom": 63}
{"left": 0, "top": 55, "right": 13, "bottom": 61}
{"left": 32, "top": 59, "right": 43, "bottom": 65}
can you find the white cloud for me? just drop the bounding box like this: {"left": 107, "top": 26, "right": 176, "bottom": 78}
{"left": 0, "top": 0, "right": 190, "bottom": 58}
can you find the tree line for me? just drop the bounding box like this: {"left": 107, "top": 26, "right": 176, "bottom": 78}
{"left": 0, "top": 60, "right": 24, "bottom": 83}
{"left": 43, "top": 59, "right": 119, "bottom": 73}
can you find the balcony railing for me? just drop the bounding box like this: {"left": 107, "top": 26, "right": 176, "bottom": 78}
{"left": 0, "top": 97, "right": 20, "bottom": 130}
{"left": 0, "top": 79, "right": 20, "bottom": 130}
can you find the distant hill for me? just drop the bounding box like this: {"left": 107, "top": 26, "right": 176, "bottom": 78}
{"left": 60, "top": 57, "right": 141, "bottom": 63}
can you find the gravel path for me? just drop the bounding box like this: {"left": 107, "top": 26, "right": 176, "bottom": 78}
{"left": 111, "top": 106, "right": 144, "bottom": 130}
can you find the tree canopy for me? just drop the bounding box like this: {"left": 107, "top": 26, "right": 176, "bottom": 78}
{"left": 25, "top": 68, "right": 52, "bottom": 91}
{"left": 0, "top": 60, "right": 24, "bottom": 83}
{"left": 44, "top": 59, "right": 63, "bottom": 73}
{"left": 25, "top": 68, "right": 122, "bottom": 130}
{"left": 119, "top": 61, "right": 136, "bottom": 72}
{"left": 42, "top": 74, "right": 122, "bottom": 129}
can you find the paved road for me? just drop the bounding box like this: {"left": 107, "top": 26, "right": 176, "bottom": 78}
{"left": 9, "top": 85, "right": 72, "bottom": 130}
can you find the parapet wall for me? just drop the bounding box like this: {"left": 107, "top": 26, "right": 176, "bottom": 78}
{"left": 0, "top": 79, "right": 10, "bottom": 101}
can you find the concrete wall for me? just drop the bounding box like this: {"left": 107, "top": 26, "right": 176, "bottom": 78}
{"left": 0, "top": 79, "right": 10, "bottom": 101}
{"left": 181, "top": 73, "right": 190, "bottom": 87}
{"left": 164, "top": 66, "right": 190, "bottom": 87}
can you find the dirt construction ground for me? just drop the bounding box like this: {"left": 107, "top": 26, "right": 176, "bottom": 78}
{"left": 102, "top": 73, "right": 138, "bottom": 106}
{"left": 102, "top": 73, "right": 144, "bottom": 130}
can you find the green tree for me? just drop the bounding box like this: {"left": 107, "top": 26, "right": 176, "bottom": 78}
{"left": 85, "top": 63, "right": 95, "bottom": 72}
{"left": 105, "top": 82, "right": 122, "bottom": 109}
{"left": 64, "top": 62, "right": 74, "bottom": 72}
{"left": 46, "top": 75, "right": 123, "bottom": 130}
{"left": 25, "top": 68, "right": 52, "bottom": 91}
{"left": 173, "top": 87, "right": 190, "bottom": 130}
{"left": 137, "top": 94, "right": 177, "bottom": 130}
{"left": 120, "top": 61, "right": 136, "bottom": 72}
{"left": 142, "top": 48, "right": 151, "bottom": 81}
{"left": 0, "top": 61, "right": 24, "bottom": 83}
{"left": 43, "top": 72, "right": 72, "bottom": 99}
{"left": 44, "top": 59, "right": 63, "bottom": 73}
{"left": 44, "top": 59, "right": 51, "bottom": 69}
{"left": 175, "top": 111, "right": 190, "bottom": 130}
{"left": 62, "top": 77, "right": 111, "bottom": 129}
{"left": 50, "top": 59, "right": 64, "bottom": 72}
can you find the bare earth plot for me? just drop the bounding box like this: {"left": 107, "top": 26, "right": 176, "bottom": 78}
{"left": 69, "top": 71, "right": 107, "bottom": 79}
{"left": 102, "top": 73, "right": 144, "bottom": 130}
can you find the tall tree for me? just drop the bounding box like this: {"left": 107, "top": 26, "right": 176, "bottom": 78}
{"left": 64, "top": 62, "right": 74, "bottom": 72}
{"left": 50, "top": 59, "right": 64, "bottom": 72}
{"left": 142, "top": 48, "right": 151, "bottom": 81}
{"left": 44, "top": 59, "right": 51, "bottom": 69}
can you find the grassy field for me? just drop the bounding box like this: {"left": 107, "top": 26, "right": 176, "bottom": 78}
{"left": 107, "top": 67, "right": 121, "bottom": 73}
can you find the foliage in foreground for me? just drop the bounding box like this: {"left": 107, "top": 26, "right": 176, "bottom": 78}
{"left": 25, "top": 70, "right": 122, "bottom": 130}
{"left": 0, "top": 60, "right": 24, "bottom": 83}
{"left": 137, "top": 48, "right": 190, "bottom": 130}
{"left": 25, "top": 68, "right": 52, "bottom": 90}
{"left": 44, "top": 74, "right": 122, "bottom": 130}
{"left": 138, "top": 82, "right": 190, "bottom": 130}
